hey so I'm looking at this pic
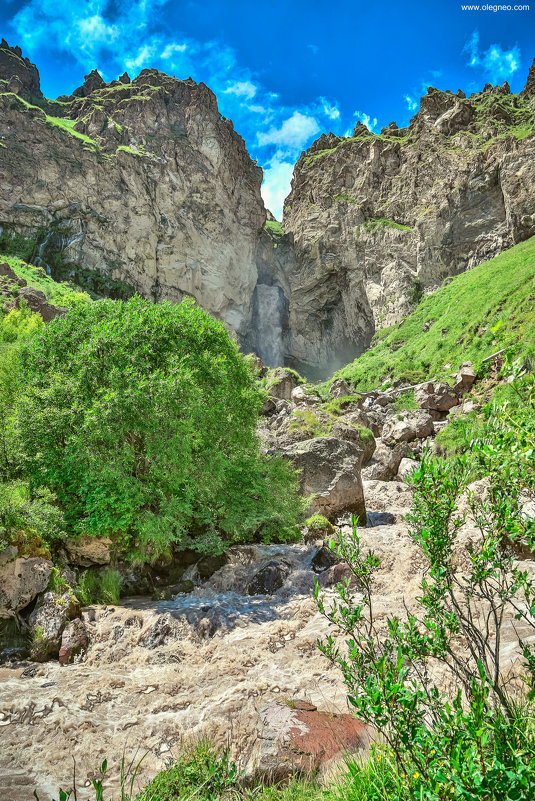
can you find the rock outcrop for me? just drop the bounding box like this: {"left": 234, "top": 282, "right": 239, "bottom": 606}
{"left": 1, "top": 41, "right": 534, "bottom": 375}
{"left": 280, "top": 68, "right": 535, "bottom": 375}
{"left": 0, "top": 46, "right": 265, "bottom": 345}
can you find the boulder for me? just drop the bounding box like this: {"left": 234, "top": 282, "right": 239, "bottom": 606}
{"left": 414, "top": 382, "right": 458, "bottom": 412}
{"left": 197, "top": 553, "right": 228, "bottom": 580}
{"left": 64, "top": 536, "right": 112, "bottom": 567}
{"left": 247, "top": 561, "right": 291, "bottom": 595}
{"left": 361, "top": 442, "right": 408, "bottom": 481}
{"left": 397, "top": 457, "right": 418, "bottom": 482}
{"left": 252, "top": 699, "right": 372, "bottom": 782}
{"left": 329, "top": 379, "right": 351, "bottom": 398}
{"left": 29, "top": 591, "right": 81, "bottom": 661}
{"left": 311, "top": 547, "right": 340, "bottom": 573}
{"left": 282, "top": 437, "right": 366, "bottom": 523}
{"left": 330, "top": 421, "right": 376, "bottom": 466}
{"left": 381, "top": 411, "right": 434, "bottom": 445}
{"left": 8, "top": 287, "right": 66, "bottom": 322}
{"left": 454, "top": 362, "right": 476, "bottom": 395}
{"left": 0, "top": 550, "right": 52, "bottom": 619}
{"left": 59, "top": 618, "right": 89, "bottom": 665}
{"left": 268, "top": 369, "right": 301, "bottom": 401}
{"left": 151, "top": 580, "right": 195, "bottom": 601}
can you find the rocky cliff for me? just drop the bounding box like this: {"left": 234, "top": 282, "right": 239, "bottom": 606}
{"left": 1, "top": 40, "right": 535, "bottom": 375}
{"left": 281, "top": 70, "right": 535, "bottom": 375}
{"left": 0, "top": 41, "right": 265, "bottom": 341}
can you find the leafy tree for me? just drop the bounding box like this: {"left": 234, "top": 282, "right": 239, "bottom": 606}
{"left": 17, "top": 296, "right": 304, "bottom": 560}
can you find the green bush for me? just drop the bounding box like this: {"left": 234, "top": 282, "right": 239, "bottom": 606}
{"left": 17, "top": 296, "right": 305, "bottom": 561}
{"left": 304, "top": 513, "right": 334, "bottom": 532}
{"left": 0, "top": 480, "right": 64, "bottom": 554}
{"left": 76, "top": 568, "right": 122, "bottom": 605}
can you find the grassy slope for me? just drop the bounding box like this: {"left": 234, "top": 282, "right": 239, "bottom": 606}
{"left": 0, "top": 256, "right": 91, "bottom": 309}
{"left": 336, "top": 236, "right": 535, "bottom": 390}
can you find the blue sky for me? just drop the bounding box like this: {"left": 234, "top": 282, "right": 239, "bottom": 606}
{"left": 1, "top": 0, "right": 533, "bottom": 217}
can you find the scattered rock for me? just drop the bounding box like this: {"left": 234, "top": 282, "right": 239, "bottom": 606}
{"left": 268, "top": 369, "right": 302, "bottom": 401}
{"left": 381, "top": 411, "right": 434, "bottom": 445}
{"left": 454, "top": 362, "right": 476, "bottom": 395}
{"left": 330, "top": 421, "right": 376, "bottom": 466}
{"left": 414, "top": 382, "right": 458, "bottom": 412}
{"left": 151, "top": 581, "right": 195, "bottom": 601}
{"left": 311, "top": 547, "right": 340, "bottom": 573}
{"left": 7, "top": 287, "right": 66, "bottom": 322}
{"left": 329, "top": 379, "right": 351, "bottom": 398}
{"left": 282, "top": 437, "right": 366, "bottom": 523}
{"left": 361, "top": 442, "right": 408, "bottom": 481}
{"left": 291, "top": 385, "right": 321, "bottom": 405}
{"left": 397, "top": 457, "right": 418, "bottom": 482}
{"left": 138, "top": 614, "right": 180, "bottom": 649}
{"left": 59, "top": 619, "right": 89, "bottom": 665}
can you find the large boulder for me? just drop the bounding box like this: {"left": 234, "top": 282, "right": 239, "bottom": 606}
{"left": 29, "top": 590, "right": 81, "bottom": 661}
{"left": 0, "top": 549, "right": 52, "bottom": 619}
{"left": 7, "top": 287, "right": 66, "bottom": 322}
{"left": 381, "top": 411, "right": 434, "bottom": 445}
{"left": 329, "top": 379, "right": 351, "bottom": 398}
{"left": 268, "top": 369, "right": 302, "bottom": 401}
{"left": 454, "top": 362, "right": 476, "bottom": 395}
{"left": 330, "top": 421, "right": 376, "bottom": 466}
{"left": 247, "top": 560, "right": 291, "bottom": 595}
{"left": 64, "top": 536, "right": 112, "bottom": 567}
{"left": 414, "top": 381, "right": 458, "bottom": 412}
{"left": 282, "top": 437, "right": 366, "bottom": 523}
{"left": 251, "top": 699, "right": 372, "bottom": 782}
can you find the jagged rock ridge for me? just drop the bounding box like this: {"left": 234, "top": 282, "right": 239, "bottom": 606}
{"left": 280, "top": 70, "right": 535, "bottom": 375}
{"left": 0, "top": 41, "right": 535, "bottom": 375}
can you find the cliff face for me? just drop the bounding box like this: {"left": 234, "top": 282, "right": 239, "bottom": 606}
{"left": 1, "top": 40, "right": 535, "bottom": 375}
{"left": 281, "top": 73, "right": 535, "bottom": 375}
{"left": 0, "top": 43, "right": 265, "bottom": 340}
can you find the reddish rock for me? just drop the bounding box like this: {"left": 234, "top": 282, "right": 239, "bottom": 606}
{"left": 253, "top": 699, "right": 372, "bottom": 781}
{"left": 59, "top": 619, "right": 88, "bottom": 665}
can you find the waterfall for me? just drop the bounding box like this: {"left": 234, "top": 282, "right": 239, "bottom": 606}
{"left": 254, "top": 284, "right": 287, "bottom": 367}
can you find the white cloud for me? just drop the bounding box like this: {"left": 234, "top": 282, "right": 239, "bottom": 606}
{"left": 319, "top": 97, "right": 340, "bottom": 120}
{"left": 224, "top": 80, "right": 257, "bottom": 100}
{"left": 353, "top": 110, "right": 378, "bottom": 132}
{"left": 307, "top": 44, "right": 319, "bottom": 55}
{"left": 404, "top": 94, "right": 418, "bottom": 112}
{"left": 161, "top": 42, "right": 187, "bottom": 59}
{"left": 261, "top": 154, "right": 295, "bottom": 219}
{"left": 257, "top": 110, "right": 320, "bottom": 149}
{"left": 464, "top": 30, "right": 521, "bottom": 84}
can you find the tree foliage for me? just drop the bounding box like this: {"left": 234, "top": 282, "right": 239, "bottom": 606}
{"left": 18, "top": 296, "right": 305, "bottom": 560}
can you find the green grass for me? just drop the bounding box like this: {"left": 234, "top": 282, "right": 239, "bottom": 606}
{"left": 0, "top": 256, "right": 91, "bottom": 309}
{"left": 75, "top": 568, "right": 122, "bottom": 606}
{"left": 358, "top": 218, "right": 413, "bottom": 235}
{"left": 335, "top": 235, "right": 535, "bottom": 391}
{"left": 334, "top": 194, "right": 359, "bottom": 204}
{"left": 1, "top": 93, "right": 101, "bottom": 151}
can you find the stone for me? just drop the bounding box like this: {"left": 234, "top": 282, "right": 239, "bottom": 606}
{"left": 29, "top": 591, "right": 81, "bottom": 661}
{"left": 247, "top": 561, "right": 291, "bottom": 595}
{"left": 361, "top": 442, "right": 408, "bottom": 481}
{"left": 59, "top": 619, "right": 89, "bottom": 665}
{"left": 414, "top": 382, "right": 459, "bottom": 412}
{"left": 291, "top": 385, "right": 320, "bottom": 405}
{"left": 196, "top": 553, "right": 228, "bottom": 580}
{"left": 381, "top": 411, "right": 434, "bottom": 445}
{"left": 0, "top": 552, "right": 52, "bottom": 619}
{"left": 330, "top": 421, "right": 376, "bottom": 466}
{"left": 7, "top": 287, "right": 66, "bottom": 322}
{"left": 329, "top": 379, "right": 351, "bottom": 398}
{"left": 454, "top": 362, "right": 476, "bottom": 395}
{"left": 261, "top": 397, "right": 277, "bottom": 416}
{"left": 282, "top": 437, "right": 366, "bottom": 523}
{"left": 268, "top": 369, "right": 301, "bottom": 401}
{"left": 397, "top": 457, "right": 418, "bottom": 482}
{"left": 64, "top": 536, "right": 112, "bottom": 567}
{"left": 138, "top": 614, "right": 181, "bottom": 649}
{"left": 151, "top": 580, "right": 194, "bottom": 601}
{"left": 252, "top": 700, "right": 372, "bottom": 781}
{"left": 311, "top": 547, "right": 340, "bottom": 573}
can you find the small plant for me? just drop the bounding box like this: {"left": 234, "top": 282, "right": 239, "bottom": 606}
{"left": 304, "top": 514, "right": 334, "bottom": 533}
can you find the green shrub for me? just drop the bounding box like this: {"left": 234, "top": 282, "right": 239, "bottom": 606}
{"left": 288, "top": 409, "right": 332, "bottom": 438}
{"left": 76, "top": 568, "right": 122, "bottom": 605}
{"left": 135, "top": 741, "right": 238, "bottom": 801}
{"left": 391, "top": 391, "right": 418, "bottom": 412}
{"left": 17, "top": 296, "right": 305, "bottom": 560}
{"left": 323, "top": 394, "right": 362, "bottom": 417}
{"left": 0, "top": 480, "right": 64, "bottom": 554}
{"left": 304, "top": 514, "right": 334, "bottom": 532}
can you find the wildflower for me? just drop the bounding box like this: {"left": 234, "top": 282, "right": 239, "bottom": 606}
{"left": 430, "top": 749, "right": 436, "bottom": 755}
{"left": 413, "top": 773, "right": 420, "bottom": 780}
